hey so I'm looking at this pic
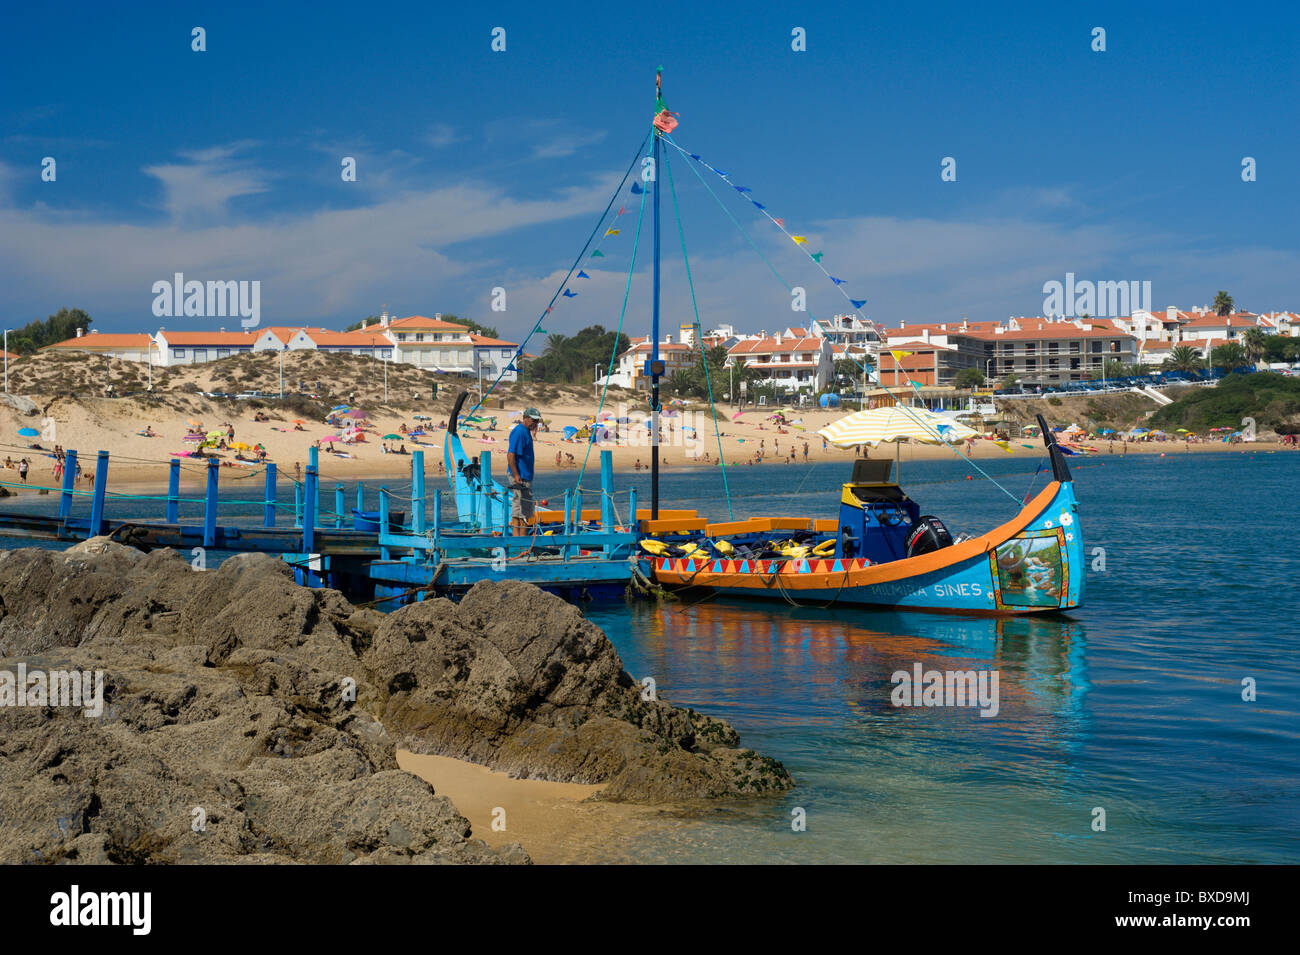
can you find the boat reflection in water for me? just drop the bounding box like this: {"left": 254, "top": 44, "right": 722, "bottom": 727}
{"left": 588, "top": 600, "right": 1095, "bottom": 862}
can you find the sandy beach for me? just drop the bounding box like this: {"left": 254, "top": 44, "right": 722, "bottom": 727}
{"left": 397, "top": 751, "right": 671, "bottom": 864}
{"left": 2, "top": 387, "right": 1288, "bottom": 499}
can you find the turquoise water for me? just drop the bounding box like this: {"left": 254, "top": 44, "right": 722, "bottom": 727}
{"left": 5, "top": 450, "right": 1297, "bottom": 863}
{"left": 575, "top": 451, "right": 1300, "bottom": 863}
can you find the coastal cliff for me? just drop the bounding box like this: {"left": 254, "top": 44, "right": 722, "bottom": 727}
{"left": 0, "top": 541, "right": 792, "bottom": 864}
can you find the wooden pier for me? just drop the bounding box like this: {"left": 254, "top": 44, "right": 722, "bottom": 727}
{"left": 0, "top": 445, "right": 640, "bottom": 608}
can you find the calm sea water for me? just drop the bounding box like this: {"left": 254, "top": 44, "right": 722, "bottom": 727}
{"left": 4, "top": 449, "right": 1297, "bottom": 863}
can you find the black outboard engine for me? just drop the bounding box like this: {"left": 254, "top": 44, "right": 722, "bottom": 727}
{"left": 906, "top": 515, "right": 953, "bottom": 558}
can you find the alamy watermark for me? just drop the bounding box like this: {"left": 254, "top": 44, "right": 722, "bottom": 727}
{"left": 151, "top": 272, "right": 261, "bottom": 329}
{"left": 581, "top": 402, "right": 707, "bottom": 458}
{"left": 0, "top": 663, "right": 105, "bottom": 717}
{"left": 1042, "top": 272, "right": 1151, "bottom": 318}
{"left": 891, "top": 662, "right": 999, "bottom": 717}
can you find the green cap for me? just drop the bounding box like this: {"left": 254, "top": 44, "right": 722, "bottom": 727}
{"left": 523, "top": 407, "right": 542, "bottom": 420}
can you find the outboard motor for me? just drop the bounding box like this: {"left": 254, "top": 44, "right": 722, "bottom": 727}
{"left": 906, "top": 515, "right": 953, "bottom": 558}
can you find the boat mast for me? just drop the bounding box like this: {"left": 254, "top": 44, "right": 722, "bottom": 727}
{"left": 650, "top": 67, "right": 663, "bottom": 519}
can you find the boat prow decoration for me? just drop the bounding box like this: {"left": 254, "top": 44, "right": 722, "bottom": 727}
{"left": 445, "top": 390, "right": 510, "bottom": 526}
{"left": 644, "top": 414, "right": 1084, "bottom": 616}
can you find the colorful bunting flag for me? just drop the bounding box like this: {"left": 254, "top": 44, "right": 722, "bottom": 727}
{"left": 751, "top": 201, "right": 766, "bottom": 210}
{"left": 591, "top": 250, "right": 605, "bottom": 258}
{"left": 811, "top": 251, "right": 823, "bottom": 262}
{"left": 791, "top": 236, "right": 808, "bottom": 245}
{"left": 605, "top": 228, "right": 620, "bottom": 237}
{"left": 617, "top": 205, "right": 627, "bottom": 215}
{"left": 653, "top": 109, "right": 679, "bottom": 134}
{"left": 830, "top": 277, "right": 845, "bottom": 285}
{"left": 563, "top": 289, "right": 577, "bottom": 298}
{"left": 577, "top": 270, "right": 590, "bottom": 279}
{"left": 631, "top": 182, "right": 644, "bottom": 194}
{"left": 851, "top": 299, "right": 866, "bottom": 308}
{"left": 774, "top": 218, "right": 784, "bottom": 228}
{"left": 890, "top": 350, "right": 913, "bottom": 362}
{"left": 734, "top": 186, "right": 751, "bottom": 193}
{"left": 690, "top": 153, "right": 701, "bottom": 160}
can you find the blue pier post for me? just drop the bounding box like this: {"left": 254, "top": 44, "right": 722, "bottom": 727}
{"left": 600, "top": 450, "right": 614, "bottom": 531}
{"left": 411, "top": 451, "right": 425, "bottom": 534}
{"left": 628, "top": 487, "right": 638, "bottom": 533}
{"left": 481, "top": 451, "right": 494, "bottom": 532}
{"left": 432, "top": 489, "right": 442, "bottom": 552}
{"left": 378, "top": 487, "right": 390, "bottom": 560}
{"left": 303, "top": 458, "right": 317, "bottom": 553}
{"left": 167, "top": 459, "right": 180, "bottom": 524}
{"left": 334, "top": 485, "right": 345, "bottom": 529}
{"left": 562, "top": 488, "right": 572, "bottom": 561}
{"left": 356, "top": 481, "right": 365, "bottom": 516}
{"left": 203, "top": 457, "right": 218, "bottom": 548}
{"left": 308, "top": 446, "right": 320, "bottom": 529}
{"left": 294, "top": 483, "right": 303, "bottom": 528}
{"left": 575, "top": 487, "right": 584, "bottom": 532}
{"left": 87, "top": 451, "right": 109, "bottom": 538}
{"left": 59, "top": 449, "right": 78, "bottom": 522}
{"left": 264, "top": 463, "right": 276, "bottom": 527}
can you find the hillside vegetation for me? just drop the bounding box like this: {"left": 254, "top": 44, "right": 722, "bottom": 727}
{"left": 1151, "top": 372, "right": 1300, "bottom": 433}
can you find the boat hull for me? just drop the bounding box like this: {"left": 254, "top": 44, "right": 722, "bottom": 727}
{"left": 647, "top": 481, "right": 1084, "bottom": 615}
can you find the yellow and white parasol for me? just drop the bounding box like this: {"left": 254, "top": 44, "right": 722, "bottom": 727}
{"left": 817, "top": 405, "right": 978, "bottom": 448}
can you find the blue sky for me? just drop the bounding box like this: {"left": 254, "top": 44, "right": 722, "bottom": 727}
{"left": 2, "top": 0, "right": 1298, "bottom": 342}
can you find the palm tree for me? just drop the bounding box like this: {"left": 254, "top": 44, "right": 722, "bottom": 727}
{"left": 1240, "top": 327, "right": 1267, "bottom": 365}
{"left": 1213, "top": 291, "right": 1234, "bottom": 316}
{"left": 1211, "top": 341, "right": 1249, "bottom": 371}
{"left": 1163, "top": 345, "right": 1204, "bottom": 372}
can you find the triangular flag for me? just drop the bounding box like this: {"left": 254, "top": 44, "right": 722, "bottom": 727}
{"left": 751, "top": 201, "right": 766, "bottom": 210}
{"left": 617, "top": 205, "right": 627, "bottom": 215}
{"left": 604, "top": 228, "right": 620, "bottom": 237}
{"left": 811, "top": 251, "right": 823, "bottom": 262}
{"left": 850, "top": 299, "right": 866, "bottom": 308}
{"left": 830, "top": 276, "right": 845, "bottom": 285}
{"left": 689, "top": 153, "right": 700, "bottom": 160}
{"left": 577, "top": 270, "right": 590, "bottom": 279}
{"left": 890, "top": 350, "right": 913, "bottom": 362}
{"left": 591, "top": 250, "right": 605, "bottom": 257}
{"left": 714, "top": 169, "right": 726, "bottom": 176}
{"left": 791, "top": 235, "right": 808, "bottom": 245}
{"left": 563, "top": 289, "right": 577, "bottom": 298}
{"left": 734, "top": 186, "right": 751, "bottom": 193}
{"left": 631, "top": 182, "right": 644, "bottom": 193}
{"left": 774, "top": 218, "right": 784, "bottom": 228}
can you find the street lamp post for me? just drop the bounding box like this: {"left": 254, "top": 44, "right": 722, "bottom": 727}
{"left": 279, "top": 346, "right": 285, "bottom": 398}
{"left": 3, "top": 329, "right": 8, "bottom": 395}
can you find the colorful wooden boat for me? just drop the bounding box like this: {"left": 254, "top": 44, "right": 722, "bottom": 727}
{"left": 643, "top": 416, "right": 1083, "bottom": 615}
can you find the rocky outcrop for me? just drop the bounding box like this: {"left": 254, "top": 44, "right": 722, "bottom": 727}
{"left": 0, "top": 540, "right": 792, "bottom": 864}
{"left": 366, "top": 580, "right": 793, "bottom": 801}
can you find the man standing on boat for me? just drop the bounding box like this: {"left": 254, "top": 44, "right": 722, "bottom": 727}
{"left": 507, "top": 407, "right": 541, "bottom": 534}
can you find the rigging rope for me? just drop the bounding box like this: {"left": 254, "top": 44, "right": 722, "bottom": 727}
{"left": 573, "top": 152, "right": 651, "bottom": 493}
{"left": 660, "top": 135, "right": 1024, "bottom": 505}
{"left": 465, "top": 128, "right": 652, "bottom": 422}
{"left": 662, "top": 146, "right": 733, "bottom": 520}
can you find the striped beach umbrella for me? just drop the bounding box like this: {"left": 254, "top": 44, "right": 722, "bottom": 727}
{"left": 817, "top": 405, "right": 977, "bottom": 448}
{"left": 17, "top": 427, "right": 39, "bottom": 437}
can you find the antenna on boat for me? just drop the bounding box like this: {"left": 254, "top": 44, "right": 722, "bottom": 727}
{"left": 650, "top": 66, "right": 664, "bottom": 519}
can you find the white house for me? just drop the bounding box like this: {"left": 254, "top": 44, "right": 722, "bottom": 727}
{"left": 727, "top": 330, "right": 835, "bottom": 393}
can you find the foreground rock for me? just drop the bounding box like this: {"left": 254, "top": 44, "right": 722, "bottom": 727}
{"left": 0, "top": 541, "right": 792, "bottom": 864}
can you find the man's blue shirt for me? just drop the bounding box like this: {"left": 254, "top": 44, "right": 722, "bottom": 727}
{"left": 507, "top": 423, "right": 534, "bottom": 482}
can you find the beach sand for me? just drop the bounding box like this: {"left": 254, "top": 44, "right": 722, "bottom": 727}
{"left": 3, "top": 389, "right": 1286, "bottom": 500}
{"left": 396, "top": 751, "right": 669, "bottom": 864}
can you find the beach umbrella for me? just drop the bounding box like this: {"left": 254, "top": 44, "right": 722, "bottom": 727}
{"left": 1130, "top": 428, "right": 1149, "bottom": 435}
{"left": 1098, "top": 428, "right": 1116, "bottom": 435}
{"left": 817, "top": 405, "right": 978, "bottom": 448}
{"left": 382, "top": 433, "right": 402, "bottom": 440}
{"left": 183, "top": 434, "right": 202, "bottom": 442}
{"left": 331, "top": 405, "right": 349, "bottom": 412}
{"left": 732, "top": 412, "right": 744, "bottom": 421}
{"left": 291, "top": 419, "right": 305, "bottom": 425}
{"left": 322, "top": 434, "right": 340, "bottom": 442}
{"left": 1176, "top": 428, "right": 1189, "bottom": 433}
{"left": 413, "top": 414, "right": 431, "bottom": 421}
{"left": 17, "top": 427, "right": 39, "bottom": 437}
{"left": 207, "top": 429, "right": 225, "bottom": 439}
{"left": 345, "top": 409, "right": 367, "bottom": 418}
{"left": 562, "top": 425, "right": 578, "bottom": 440}
{"left": 187, "top": 418, "right": 202, "bottom": 428}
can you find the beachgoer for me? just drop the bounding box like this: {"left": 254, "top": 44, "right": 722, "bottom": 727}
{"left": 556, "top": 450, "right": 562, "bottom": 468}
{"left": 19, "top": 459, "right": 29, "bottom": 482}
{"left": 398, "top": 443, "right": 406, "bottom": 454}
{"left": 803, "top": 441, "right": 809, "bottom": 461}
{"left": 294, "top": 461, "right": 302, "bottom": 480}
{"left": 507, "top": 407, "right": 540, "bottom": 534}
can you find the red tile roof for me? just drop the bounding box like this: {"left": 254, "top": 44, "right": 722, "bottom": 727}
{"left": 387, "top": 315, "right": 474, "bottom": 332}
{"left": 46, "top": 333, "right": 155, "bottom": 349}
